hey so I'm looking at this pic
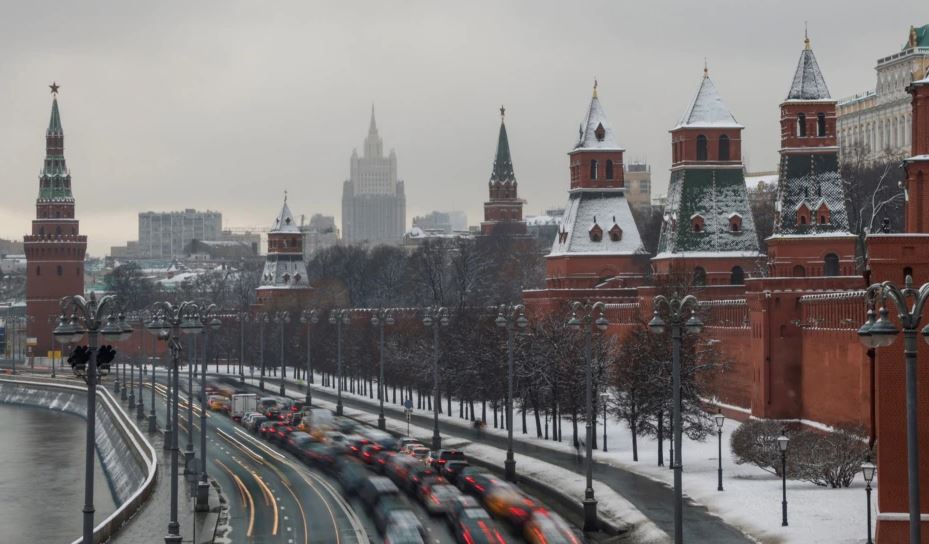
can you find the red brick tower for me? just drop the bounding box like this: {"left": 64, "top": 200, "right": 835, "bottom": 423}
{"left": 652, "top": 67, "right": 762, "bottom": 285}
{"left": 481, "top": 106, "right": 526, "bottom": 236}
{"left": 544, "top": 82, "right": 647, "bottom": 289}
{"left": 255, "top": 194, "right": 312, "bottom": 307}
{"left": 865, "top": 64, "right": 929, "bottom": 542}
{"left": 766, "top": 34, "right": 857, "bottom": 277}
{"left": 24, "top": 84, "right": 87, "bottom": 355}
{"left": 904, "top": 69, "right": 929, "bottom": 233}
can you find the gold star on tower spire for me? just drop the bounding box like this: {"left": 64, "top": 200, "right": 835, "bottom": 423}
{"left": 49, "top": 82, "right": 60, "bottom": 95}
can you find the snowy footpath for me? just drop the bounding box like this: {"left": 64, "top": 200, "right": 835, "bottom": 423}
{"left": 212, "top": 367, "right": 875, "bottom": 544}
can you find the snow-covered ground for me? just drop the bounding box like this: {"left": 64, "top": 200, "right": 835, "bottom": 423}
{"left": 207, "top": 366, "right": 876, "bottom": 544}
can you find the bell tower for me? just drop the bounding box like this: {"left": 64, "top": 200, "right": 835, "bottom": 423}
{"left": 24, "top": 83, "right": 87, "bottom": 355}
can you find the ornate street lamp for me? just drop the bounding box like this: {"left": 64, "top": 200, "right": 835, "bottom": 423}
{"left": 859, "top": 275, "right": 929, "bottom": 544}
{"left": 180, "top": 311, "right": 204, "bottom": 477}
{"left": 236, "top": 312, "right": 249, "bottom": 380}
{"left": 423, "top": 306, "right": 449, "bottom": 450}
{"left": 777, "top": 429, "right": 790, "bottom": 527}
{"left": 600, "top": 392, "right": 609, "bottom": 452}
{"left": 372, "top": 309, "right": 395, "bottom": 430}
{"left": 256, "top": 312, "right": 269, "bottom": 390}
{"left": 329, "top": 309, "right": 352, "bottom": 415}
{"left": 714, "top": 409, "right": 725, "bottom": 491}
{"left": 300, "top": 309, "right": 320, "bottom": 407}
{"left": 145, "top": 300, "right": 200, "bottom": 544}
{"left": 54, "top": 292, "right": 131, "bottom": 544}
{"left": 649, "top": 294, "right": 702, "bottom": 544}
{"left": 194, "top": 305, "right": 221, "bottom": 512}
{"left": 495, "top": 303, "right": 527, "bottom": 481}
{"left": 567, "top": 300, "right": 608, "bottom": 532}
{"left": 862, "top": 457, "right": 876, "bottom": 544}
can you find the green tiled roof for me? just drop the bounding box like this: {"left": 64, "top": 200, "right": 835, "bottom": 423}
{"left": 906, "top": 24, "right": 929, "bottom": 50}
{"left": 772, "top": 153, "right": 851, "bottom": 236}
{"left": 656, "top": 168, "right": 761, "bottom": 255}
{"left": 490, "top": 121, "right": 516, "bottom": 183}
{"left": 38, "top": 97, "right": 73, "bottom": 201}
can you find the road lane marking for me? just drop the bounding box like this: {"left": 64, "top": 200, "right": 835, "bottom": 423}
{"left": 215, "top": 458, "right": 255, "bottom": 538}
{"left": 252, "top": 471, "right": 280, "bottom": 536}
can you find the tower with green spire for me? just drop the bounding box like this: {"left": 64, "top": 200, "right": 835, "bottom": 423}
{"left": 481, "top": 106, "right": 526, "bottom": 236}
{"left": 24, "top": 84, "right": 87, "bottom": 354}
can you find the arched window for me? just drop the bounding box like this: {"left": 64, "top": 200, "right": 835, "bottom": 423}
{"left": 817, "top": 113, "right": 826, "bottom": 137}
{"left": 693, "top": 267, "right": 707, "bottom": 286}
{"left": 56, "top": 226, "right": 61, "bottom": 235}
{"left": 605, "top": 160, "right": 614, "bottom": 180}
{"left": 36, "top": 266, "right": 41, "bottom": 276}
{"left": 57, "top": 265, "right": 62, "bottom": 276}
{"left": 730, "top": 266, "right": 745, "bottom": 285}
{"left": 904, "top": 266, "right": 913, "bottom": 282}
{"left": 728, "top": 213, "right": 742, "bottom": 232}
{"left": 792, "top": 265, "right": 806, "bottom": 277}
{"left": 691, "top": 214, "right": 705, "bottom": 233}
{"left": 823, "top": 253, "right": 840, "bottom": 277}
{"left": 719, "top": 135, "right": 730, "bottom": 161}
{"left": 282, "top": 273, "right": 290, "bottom": 283}
{"left": 696, "top": 135, "right": 708, "bottom": 161}
{"left": 590, "top": 160, "right": 598, "bottom": 180}
{"left": 797, "top": 113, "right": 807, "bottom": 137}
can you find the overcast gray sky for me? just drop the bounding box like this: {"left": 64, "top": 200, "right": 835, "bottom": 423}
{"left": 1, "top": 0, "right": 926, "bottom": 256}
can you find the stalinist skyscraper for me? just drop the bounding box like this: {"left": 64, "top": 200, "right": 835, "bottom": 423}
{"left": 341, "top": 107, "right": 406, "bottom": 244}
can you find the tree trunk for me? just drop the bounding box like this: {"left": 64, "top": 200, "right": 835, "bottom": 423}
{"left": 493, "top": 401, "right": 498, "bottom": 428}
{"left": 572, "top": 413, "right": 579, "bottom": 449}
{"left": 481, "top": 400, "right": 486, "bottom": 423}
{"left": 521, "top": 403, "right": 527, "bottom": 434}
{"left": 459, "top": 400, "right": 463, "bottom": 419}
{"left": 533, "top": 401, "right": 542, "bottom": 438}
{"left": 446, "top": 391, "right": 451, "bottom": 417}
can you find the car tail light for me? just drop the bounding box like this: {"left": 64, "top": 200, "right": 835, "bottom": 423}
{"left": 509, "top": 506, "right": 527, "bottom": 519}
{"left": 462, "top": 528, "right": 475, "bottom": 544}
{"left": 430, "top": 494, "right": 441, "bottom": 505}
{"left": 438, "top": 459, "right": 447, "bottom": 465}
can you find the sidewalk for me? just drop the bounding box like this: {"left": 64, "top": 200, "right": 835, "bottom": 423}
{"left": 110, "top": 394, "right": 223, "bottom": 544}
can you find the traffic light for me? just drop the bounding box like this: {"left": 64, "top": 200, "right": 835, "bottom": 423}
{"left": 68, "top": 346, "right": 91, "bottom": 376}
{"left": 96, "top": 345, "right": 116, "bottom": 374}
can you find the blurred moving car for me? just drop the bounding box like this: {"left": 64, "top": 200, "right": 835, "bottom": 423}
{"left": 360, "top": 476, "right": 402, "bottom": 511}
{"left": 522, "top": 509, "right": 583, "bottom": 544}
{"left": 406, "top": 465, "right": 441, "bottom": 494}
{"left": 429, "top": 449, "right": 466, "bottom": 470}
{"left": 385, "top": 455, "right": 420, "bottom": 486}
{"left": 458, "top": 469, "right": 504, "bottom": 499}
{"left": 445, "top": 495, "right": 483, "bottom": 527}
{"left": 441, "top": 460, "right": 470, "bottom": 485}
{"left": 397, "top": 437, "right": 421, "bottom": 452}
{"left": 360, "top": 444, "right": 385, "bottom": 465}
{"left": 374, "top": 496, "right": 416, "bottom": 534}
{"left": 453, "top": 508, "right": 510, "bottom": 544}
{"left": 409, "top": 446, "right": 430, "bottom": 461}
{"left": 373, "top": 450, "right": 394, "bottom": 474}
{"left": 483, "top": 482, "right": 540, "bottom": 527}
{"left": 336, "top": 458, "right": 369, "bottom": 495}
{"left": 384, "top": 510, "right": 427, "bottom": 544}
{"left": 423, "top": 484, "right": 463, "bottom": 515}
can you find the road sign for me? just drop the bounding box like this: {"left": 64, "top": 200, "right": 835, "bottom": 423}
{"left": 403, "top": 398, "right": 413, "bottom": 410}
{"left": 26, "top": 337, "right": 37, "bottom": 347}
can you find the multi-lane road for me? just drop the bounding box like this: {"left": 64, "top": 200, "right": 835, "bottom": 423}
{"left": 150, "top": 370, "right": 464, "bottom": 544}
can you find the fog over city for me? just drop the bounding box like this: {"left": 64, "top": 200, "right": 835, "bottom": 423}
{"left": 0, "top": 0, "right": 924, "bottom": 255}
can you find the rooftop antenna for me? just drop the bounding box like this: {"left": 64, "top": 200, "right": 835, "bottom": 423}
{"left": 704, "top": 58, "right": 708, "bottom": 77}
{"left": 804, "top": 22, "right": 810, "bottom": 50}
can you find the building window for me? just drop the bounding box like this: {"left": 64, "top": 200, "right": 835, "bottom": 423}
{"left": 792, "top": 265, "right": 806, "bottom": 277}
{"left": 796, "top": 203, "right": 811, "bottom": 226}
{"left": 719, "top": 135, "right": 730, "bottom": 161}
{"left": 728, "top": 213, "right": 742, "bottom": 232}
{"left": 594, "top": 123, "right": 606, "bottom": 141}
{"left": 36, "top": 266, "right": 41, "bottom": 276}
{"left": 817, "top": 113, "right": 826, "bottom": 137}
{"left": 823, "top": 253, "right": 840, "bottom": 277}
{"left": 904, "top": 266, "right": 914, "bottom": 282}
{"left": 57, "top": 265, "right": 62, "bottom": 276}
{"left": 696, "top": 135, "right": 708, "bottom": 161}
{"left": 693, "top": 267, "right": 707, "bottom": 286}
{"left": 605, "top": 160, "right": 614, "bottom": 180}
{"left": 797, "top": 113, "right": 807, "bottom": 137}
{"left": 691, "top": 214, "right": 705, "bottom": 233}
{"left": 589, "top": 223, "right": 603, "bottom": 242}
{"left": 590, "top": 160, "right": 598, "bottom": 180}
{"left": 730, "top": 266, "right": 745, "bottom": 285}
{"left": 817, "top": 203, "right": 831, "bottom": 225}
{"left": 608, "top": 222, "right": 622, "bottom": 241}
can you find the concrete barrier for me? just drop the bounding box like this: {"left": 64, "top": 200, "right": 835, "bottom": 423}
{"left": 0, "top": 376, "right": 158, "bottom": 544}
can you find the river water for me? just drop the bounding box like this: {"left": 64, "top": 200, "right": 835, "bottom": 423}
{"left": 0, "top": 403, "right": 117, "bottom": 543}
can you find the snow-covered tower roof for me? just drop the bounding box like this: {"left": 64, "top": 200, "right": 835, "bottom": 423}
{"left": 674, "top": 72, "right": 743, "bottom": 130}
{"left": 786, "top": 35, "right": 831, "bottom": 101}
{"left": 573, "top": 82, "right": 624, "bottom": 152}
{"left": 270, "top": 197, "right": 300, "bottom": 233}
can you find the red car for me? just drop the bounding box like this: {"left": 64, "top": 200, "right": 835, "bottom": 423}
{"left": 271, "top": 424, "right": 296, "bottom": 444}
{"left": 361, "top": 444, "right": 385, "bottom": 465}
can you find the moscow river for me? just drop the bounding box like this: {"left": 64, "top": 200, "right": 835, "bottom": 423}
{"left": 0, "top": 403, "right": 117, "bottom": 543}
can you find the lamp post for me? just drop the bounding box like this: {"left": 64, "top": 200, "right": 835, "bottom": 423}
{"left": 300, "top": 309, "right": 319, "bottom": 408}
{"left": 862, "top": 457, "right": 876, "bottom": 544}
{"left": 237, "top": 312, "right": 248, "bottom": 381}
{"left": 423, "top": 306, "right": 449, "bottom": 450}
{"left": 195, "top": 305, "right": 221, "bottom": 512}
{"left": 184, "top": 333, "right": 197, "bottom": 475}
{"left": 649, "top": 294, "right": 703, "bottom": 544}
{"left": 328, "top": 309, "right": 351, "bottom": 416}
{"left": 54, "top": 293, "right": 131, "bottom": 544}
{"left": 495, "top": 303, "right": 527, "bottom": 481}
{"left": 274, "top": 311, "right": 290, "bottom": 396}
{"left": 372, "top": 309, "right": 395, "bottom": 430}
{"left": 128, "top": 352, "right": 136, "bottom": 410}
{"left": 145, "top": 300, "right": 203, "bottom": 544}
{"left": 567, "top": 301, "right": 608, "bottom": 532}
{"left": 714, "top": 409, "right": 725, "bottom": 491}
{"left": 136, "top": 313, "right": 147, "bottom": 421}
{"left": 257, "top": 312, "right": 269, "bottom": 391}
{"left": 858, "top": 275, "right": 928, "bottom": 544}
{"left": 777, "top": 429, "right": 789, "bottom": 527}
{"left": 149, "top": 329, "right": 158, "bottom": 434}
